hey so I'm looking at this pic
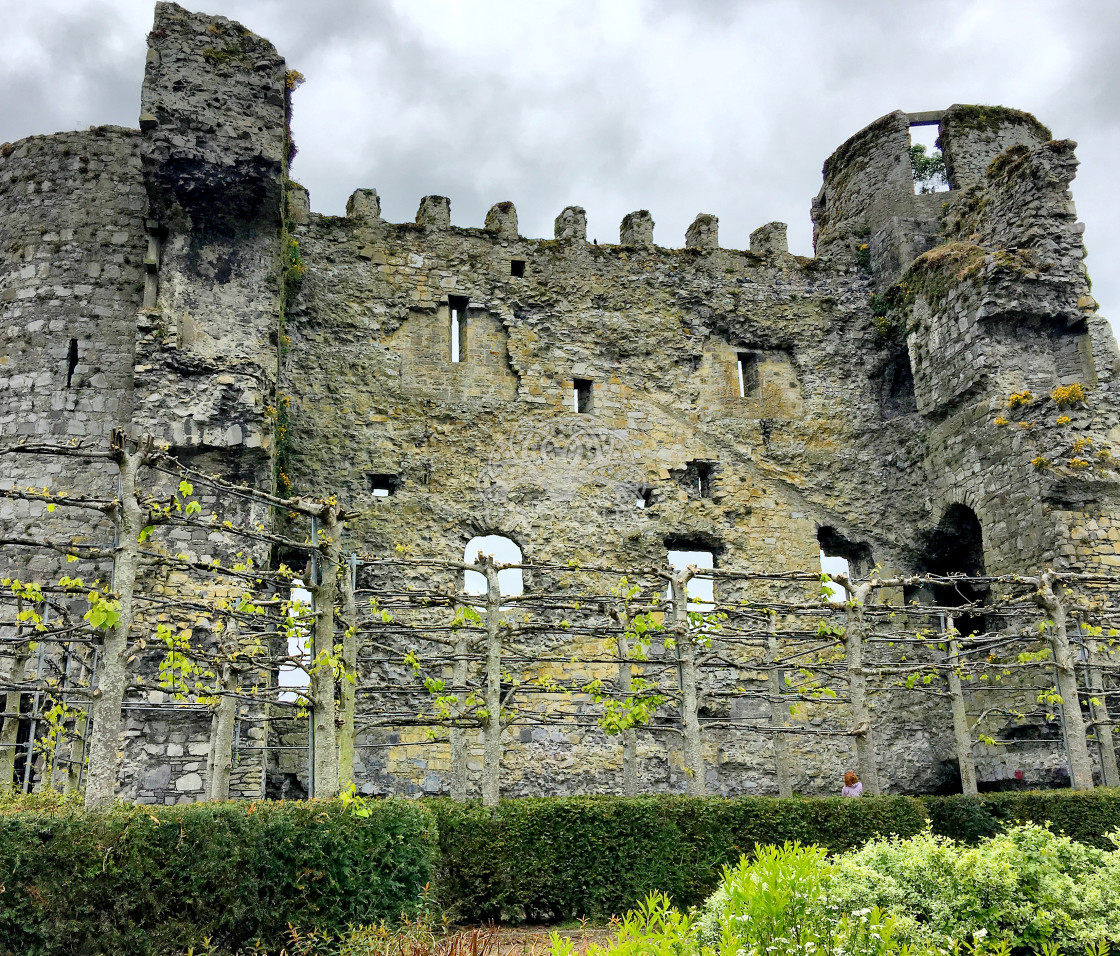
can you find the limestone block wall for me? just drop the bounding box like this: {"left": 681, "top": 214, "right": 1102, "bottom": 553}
{"left": 132, "top": 1, "right": 285, "bottom": 474}
{"left": 3, "top": 0, "right": 1120, "bottom": 801}
{"left": 282, "top": 205, "right": 927, "bottom": 579}
{"left": 0, "top": 127, "right": 146, "bottom": 578}
{"left": 939, "top": 105, "right": 1054, "bottom": 191}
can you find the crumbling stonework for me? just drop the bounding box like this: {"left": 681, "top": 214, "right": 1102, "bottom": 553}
{"left": 2, "top": 3, "right": 1119, "bottom": 803}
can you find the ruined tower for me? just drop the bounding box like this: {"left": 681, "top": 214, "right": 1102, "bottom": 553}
{"left": 2, "top": 3, "right": 1118, "bottom": 802}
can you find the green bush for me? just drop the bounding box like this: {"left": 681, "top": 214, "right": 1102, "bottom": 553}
{"left": 0, "top": 792, "right": 436, "bottom": 956}
{"left": 431, "top": 794, "right": 927, "bottom": 922}
{"left": 5, "top": 787, "right": 1120, "bottom": 952}
{"left": 581, "top": 829, "right": 1120, "bottom": 956}
{"left": 830, "top": 824, "right": 1120, "bottom": 950}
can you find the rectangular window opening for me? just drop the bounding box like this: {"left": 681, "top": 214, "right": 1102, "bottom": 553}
{"left": 737, "top": 351, "right": 760, "bottom": 398}
{"left": 369, "top": 473, "right": 399, "bottom": 498}
{"left": 573, "top": 378, "right": 593, "bottom": 413}
{"left": 820, "top": 550, "right": 851, "bottom": 604}
{"left": 635, "top": 486, "right": 653, "bottom": 509}
{"left": 67, "top": 338, "right": 78, "bottom": 388}
{"left": 510, "top": 259, "right": 526, "bottom": 278}
{"left": 278, "top": 579, "right": 313, "bottom": 702}
{"left": 909, "top": 122, "right": 949, "bottom": 195}
{"left": 667, "top": 549, "right": 716, "bottom": 612}
{"left": 448, "top": 295, "right": 469, "bottom": 363}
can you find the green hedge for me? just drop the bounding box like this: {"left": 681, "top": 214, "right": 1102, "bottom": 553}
{"left": 431, "top": 795, "right": 928, "bottom": 922}
{"left": 925, "top": 788, "right": 1120, "bottom": 848}
{"left": 4, "top": 788, "right": 1120, "bottom": 951}
{"left": 0, "top": 795, "right": 436, "bottom": 956}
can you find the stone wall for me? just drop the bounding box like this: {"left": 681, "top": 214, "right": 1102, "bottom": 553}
{"left": 2, "top": 1, "right": 1120, "bottom": 802}
{"left": 0, "top": 128, "right": 146, "bottom": 576}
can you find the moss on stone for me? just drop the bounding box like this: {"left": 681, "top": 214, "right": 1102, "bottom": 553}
{"left": 944, "top": 105, "right": 1052, "bottom": 142}
{"left": 986, "top": 144, "right": 1032, "bottom": 180}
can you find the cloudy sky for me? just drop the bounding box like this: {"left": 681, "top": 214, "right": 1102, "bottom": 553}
{"left": 3, "top": 0, "right": 1118, "bottom": 328}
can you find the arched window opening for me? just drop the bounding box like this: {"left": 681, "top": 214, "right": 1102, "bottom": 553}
{"left": 922, "top": 504, "right": 988, "bottom": 636}
{"left": 463, "top": 535, "right": 524, "bottom": 598}
{"left": 820, "top": 551, "right": 850, "bottom": 604}
{"left": 817, "top": 527, "right": 874, "bottom": 603}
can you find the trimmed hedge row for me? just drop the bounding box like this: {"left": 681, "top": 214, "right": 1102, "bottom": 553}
{"left": 3, "top": 788, "right": 1120, "bottom": 952}
{"left": 431, "top": 789, "right": 1120, "bottom": 922}
{"left": 430, "top": 794, "right": 929, "bottom": 921}
{"left": 925, "top": 788, "right": 1120, "bottom": 848}
{"left": 0, "top": 796, "right": 436, "bottom": 955}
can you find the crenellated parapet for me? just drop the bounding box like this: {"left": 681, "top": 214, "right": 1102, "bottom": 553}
{"left": 4, "top": 1, "right": 1120, "bottom": 802}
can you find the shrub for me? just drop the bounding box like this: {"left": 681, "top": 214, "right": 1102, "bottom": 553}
{"left": 1051, "top": 383, "right": 1086, "bottom": 408}
{"left": 566, "top": 828, "right": 1120, "bottom": 956}
{"left": 0, "top": 794, "right": 436, "bottom": 955}
{"left": 830, "top": 825, "right": 1120, "bottom": 950}
{"left": 925, "top": 789, "right": 1120, "bottom": 849}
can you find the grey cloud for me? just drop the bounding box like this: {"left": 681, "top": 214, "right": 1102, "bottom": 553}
{"left": 2, "top": 0, "right": 1116, "bottom": 323}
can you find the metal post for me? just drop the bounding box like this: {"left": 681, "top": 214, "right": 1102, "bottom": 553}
{"left": 766, "top": 615, "right": 793, "bottom": 797}
{"left": 308, "top": 514, "right": 318, "bottom": 798}
{"left": 1081, "top": 622, "right": 1120, "bottom": 787}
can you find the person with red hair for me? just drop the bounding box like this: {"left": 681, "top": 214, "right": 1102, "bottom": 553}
{"left": 842, "top": 771, "right": 863, "bottom": 797}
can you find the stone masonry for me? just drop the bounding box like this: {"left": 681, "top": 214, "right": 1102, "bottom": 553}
{"left": 2, "top": 3, "right": 1119, "bottom": 802}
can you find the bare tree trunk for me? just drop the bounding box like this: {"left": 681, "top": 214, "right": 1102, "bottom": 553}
{"left": 206, "top": 659, "right": 237, "bottom": 801}
{"left": 85, "top": 440, "right": 145, "bottom": 810}
{"left": 1039, "top": 571, "right": 1094, "bottom": 790}
{"left": 1085, "top": 629, "right": 1120, "bottom": 787}
{"left": 0, "top": 641, "right": 30, "bottom": 791}
{"left": 615, "top": 610, "right": 638, "bottom": 796}
{"left": 337, "top": 554, "right": 358, "bottom": 792}
{"left": 944, "top": 615, "right": 978, "bottom": 795}
{"left": 844, "top": 583, "right": 880, "bottom": 795}
{"left": 62, "top": 647, "right": 93, "bottom": 794}
{"left": 309, "top": 506, "right": 341, "bottom": 799}
{"left": 670, "top": 569, "right": 705, "bottom": 796}
{"left": 450, "top": 627, "right": 470, "bottom": 802}
{"left": 767, "top": 619, "right": 793, "bottom": 798}
{"left": 481, "top": 559, "right": 502, "bottom": 807}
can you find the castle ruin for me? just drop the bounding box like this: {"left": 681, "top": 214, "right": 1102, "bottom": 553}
{"left": 2, "top": 3, "right": 1120, "bottom": 805}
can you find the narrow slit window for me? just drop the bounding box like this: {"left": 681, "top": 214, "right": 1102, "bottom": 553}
{"left": 737, "top": 352, "right": 759, "bottom": 398}
{"left": 695, "top": 462, "right": 713, "bottom": 498}
{"left": 369, "top": 473, "right": 399, "bottom": 498}
{"left": 66, "top": 339, "right": 78, "bottom": 388}
{"left": 573, "top": 378, "right": 593, "bottom": 413}
{"left": 636, "top": 486, "right": 653, "bottom": 509}
{"left": 448, "top": 295, "right": 469, "bottom": 363}
{"left": 510, "top": 259, "right": 526, "bottom": 278}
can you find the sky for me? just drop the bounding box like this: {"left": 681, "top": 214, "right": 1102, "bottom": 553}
{"left": 2, "top": 0, "right": 1118, "bottom": 328}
